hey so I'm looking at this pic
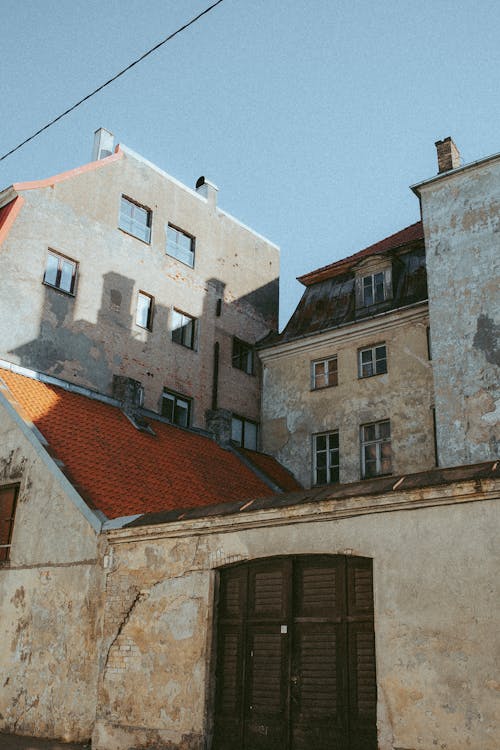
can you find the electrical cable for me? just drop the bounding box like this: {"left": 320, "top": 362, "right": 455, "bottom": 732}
{"left": 0, "top": 0, "right": 225, "bottom": 163}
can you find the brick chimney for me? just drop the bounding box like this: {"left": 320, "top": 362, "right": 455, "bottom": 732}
{"left": 435, "top": 137, "right": 461, "bottom": 173}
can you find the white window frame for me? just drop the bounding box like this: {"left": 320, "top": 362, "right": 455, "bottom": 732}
{"left": 166, "top": 224, "right": 195, "bottom": 268}
{"left": 232, "top": 337, "right": 254, "bottom": 375}
{"left": 358, "top": 344, "right": 387, "bottom": 378}
{"left": 231, "top": 415, "right": 258, "bottom": 450}
{"left": 360, "top": 420, "right": 392, "bottom": 478}
{"left": 311, "top": 356, "right": 338, "bottom": 389}
{"left": 136, "top": 291, "right": 154, "bottom": 330}
{"left": 161, "top": 389, "right": 192, "bottom": 428}
{"left": 43, "top": 250, "right": 78, "bottom": 294}
{"left": 171, "top": 309, "right": 197, "bottom": 350}
{"left": 362, "top": 271, "right": 386, "bottom": 306}
{"left": 119, "top": 196, "right": 152, "bottom": 243}
{"left": 313, "top": 431, "right": 340, "bottom": 485}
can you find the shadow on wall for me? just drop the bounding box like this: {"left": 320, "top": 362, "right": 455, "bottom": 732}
{"left": 9, "top": 270, "right": 279, "bottom": 414}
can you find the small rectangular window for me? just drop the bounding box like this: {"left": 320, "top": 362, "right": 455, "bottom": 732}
{"left": 43, "top": 251, "right": 77, "bottom": 294}
{"left": 359, "top": 344, "right": 387, "bottom": 378}
{"left": 161, "top": 389, "right": 191, "bottom": 428}
{"left": 232, "top": 337, "right": 254, "bottom": 375}
{"left": 166, "top": 224, "right": 195, "bottom": 267}
{"left": 362, "top": 272, "right": 386, "bottom": 306}
{"left": 136, "top": 292, "right": 154, "bottom": 330}
{"left": 119, "top": 196, "right": 152, "bottom": 243}
{"left": 361, "top": 420, "right": 392, "bottom": 478}
{"left": 0, "top": 484, "right": 19, "bottom": 563}
{"left": 312, "top": 356, "right": 338, "bottom": 389}
{"left": 313, "top": 431, "right": 340, "bottom": 485}
{"left": 171, "top": 309, "right": 197, "bottom": 350}
{"left": 231, "top": 415, "right": 258, "bottom": 450}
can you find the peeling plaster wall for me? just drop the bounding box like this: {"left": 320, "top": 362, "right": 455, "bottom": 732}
{"left": 418, "top": 158, "right": 500, "bottom": 466}
{"left": 260, "top": 305, "right": 434, "bottom": 487}
{"left": 95, "top": 486, "right": 500, "bottom": 750}
{"left": 0, "top": 405, "right": 104, "bottom": 741}
{"left": 0, "top": 151, "right": 279, "bottom": 426}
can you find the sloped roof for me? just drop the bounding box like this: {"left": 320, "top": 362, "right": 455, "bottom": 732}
{"left": 297, "top": 221, "right": 424, "bottom": 286}
{"left": 0, "top": 368, "right": 301, "bottom": 520}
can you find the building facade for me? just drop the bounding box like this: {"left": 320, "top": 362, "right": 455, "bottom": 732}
{"left": 0, "top": 129, "right": 280, "bottom": 442}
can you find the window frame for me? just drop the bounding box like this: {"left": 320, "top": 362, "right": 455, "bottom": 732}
{"left": 119, "top": 195, "right": 152, "bottom": 243}
{"left": 358, "top": 343, "right": 387, "bottom": 378}
{"left": 43, "top": 250, "right": 78, "bottom": 295}
{"left": 135, "top": 291, "right": 154, "bottom": 331}
{"left": 0, "top": 484, "right": 19, "bottom": 564}
{"left": 161, "top": 389, "right": 192, "bottom": 428}
{"left": 362, "top": 271, "right": 386, "bottom": 307}
{"left": 312, "top": 431, "right": 340, "bottom": 486}
{"left": 171, "top": 308, "right": 197, "bottom": 350}
{"left": 166, "top": 224, "right": 195, "bottom": 268}
{"left": 232, "top": 337, "right": 255, "bottom": 375}
{"left": 311, "top": 356, "right": 338, "bottom": 390}
{"left": 360, "top": 419, "right": 392, "bottom": 478}
{"left": 231, "top": 414, "right": 259, "bottom": 450}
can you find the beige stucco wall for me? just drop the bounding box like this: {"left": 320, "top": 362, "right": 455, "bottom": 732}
{"left": 417, "top": 157, "right": 500, "bottom": 467}
{"left": 0, "top": 149, "right": 279, "bottom": 426}
{"left": 94, "top": 480, "right": 500, "bottom": 750}
{"left": 0, "top": 401, "right": 104, "bottom": 741}
{"left": 260, "top": 304, "right": 434, "bottom": 487}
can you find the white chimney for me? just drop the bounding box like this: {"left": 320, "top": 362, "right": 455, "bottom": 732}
{"left": 196, "top": 176, "right": 218, "bottom": 207}
{"left": 92, "top": 128, "right": 114, "bottom": 161}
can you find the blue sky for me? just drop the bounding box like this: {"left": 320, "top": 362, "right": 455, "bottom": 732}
{"left": 2, "top": 0, "right": 500, "bottom": 327}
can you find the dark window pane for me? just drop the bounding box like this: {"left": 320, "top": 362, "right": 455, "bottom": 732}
{"left": 316, "top": 452, "right": 327, "bottom": 468}
{"left": 316, "top": 435, "right": 326, "bottom": 451}
{"left": 244, "top": 421, "right": 257, "bottom": 450}
{"left": 316, "top": 468, "right": 327, "bottom": 484}
{"left": 374, "top": 272, "right": 385, "bottom": 302}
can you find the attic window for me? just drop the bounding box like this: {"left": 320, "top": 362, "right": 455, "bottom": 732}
{"left": 119, "top": 196, "right": 152, "bottom": 243}
{"left": 356, "top": 267, "right": 392, "bottom": 309}
{"left": 0, "top": 484, "right": 19, "bottom": 563}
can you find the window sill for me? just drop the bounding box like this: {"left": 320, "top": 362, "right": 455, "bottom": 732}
{"left": 358, "top": 371, "right": 387, "bottom": 379}
{"left": 361, "top": 471, "right": 392, "bottom": 480}
{"left": 118, "top": 227, "right": 151, "bottom": 245}
{"left": 172, "top": 340, "right": 196, "bottom": 352}
{"left": 311, "top": 384, "right": 338, "bottom": 391}
{"left": 42, "top": 281, "right": 76, "bottom": 297}
{"left": 166, "top": 251, "right": 195, "bottom": 269}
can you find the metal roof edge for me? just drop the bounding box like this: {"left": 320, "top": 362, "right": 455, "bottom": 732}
{"left": 411, "top": 150, "right": 500, "bottom": 194}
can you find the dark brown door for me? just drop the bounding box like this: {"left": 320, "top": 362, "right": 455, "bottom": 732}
{"left": 213, "top": 555, "right": 377, "bottom": 750}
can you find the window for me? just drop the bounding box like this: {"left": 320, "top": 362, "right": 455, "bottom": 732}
{"left": 161, "top": 389, "right": 191, "bottom": 428}
{"left": 0, "top": 485, "right": 19, "bottom": 563}
{"left": 313, "top": 432, "right": 340, "bottom": 485}
{"left": 312, "top": 356, "right": 338, "bottom": 389}
{"left": 166, "top": 224, "right": 195, "bottom": 267}
{"left": 232, "top": 337, "right": 254, "bottom": 375}
{"left": 136, "top": 292, "right": 154, "bottom": 330}
{"left": 359, "top": 344, "right": 387, "bottom": 378}
{"left": 119, "top": 196, "right": 151, "bottom": 243}
{"left": 361, "top": 420, "right": 392, "bottom": 478}
{"left": 43, "top": 251, "right": 77, "bottom": 294}
{"left": 362, "top": 271, "right": 386, "bottom": 306}
{"left": 231, "top": 415, "right": 258, "bottom": 450}
{"left": 171, "top": 309, "right": 197, "bottom": 349}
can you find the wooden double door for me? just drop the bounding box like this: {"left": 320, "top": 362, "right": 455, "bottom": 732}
{"left": 213, "top": 555, "right": 377, "bottom": 750}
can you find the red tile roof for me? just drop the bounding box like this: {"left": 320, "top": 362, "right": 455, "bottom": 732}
{"left": 239, "top": 448, "right": 302, "bottom": 492}
{"left": 297, "top": 221, "right": 424, "bottom": 286}
{"left": 0, "top": 369, "right": 299, "bottom": 520}
{"left": 0, "top": 197, "right": 24, "bottom": 247}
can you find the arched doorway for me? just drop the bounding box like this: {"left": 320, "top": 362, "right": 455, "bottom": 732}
{"left": 213, "top": 555, "right": 377, "bottom": 749}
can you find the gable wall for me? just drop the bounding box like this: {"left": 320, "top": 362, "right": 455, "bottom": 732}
{"left": 0, "top": 401, "right": 104, "bottom": 741}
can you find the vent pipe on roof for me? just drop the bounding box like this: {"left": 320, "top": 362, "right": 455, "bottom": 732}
{"left": 92, "top": 128, "right": 114, "bottom": 161}
{"left": 196, "top": 175, "right": 218, "bottom": 207}
{"left": 435, "top": 137, "right": 461, "bottom": 173}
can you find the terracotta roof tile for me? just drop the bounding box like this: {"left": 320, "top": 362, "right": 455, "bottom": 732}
{"left": 238, "top": 448, "right": 302, "bottom": 492}
{"left": 297, "top": 221, "right": 424, "bottom": 286}
{"left": 0, "top": 369, "right": 292, "bottom": 520}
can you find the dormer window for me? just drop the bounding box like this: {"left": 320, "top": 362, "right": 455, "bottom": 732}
{"left": 363, "top": 272, "right": 385, "bottom": 306}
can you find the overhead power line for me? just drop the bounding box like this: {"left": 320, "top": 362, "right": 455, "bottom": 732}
{"left": 0, "top": 0, "right": 225, "bottom": 163}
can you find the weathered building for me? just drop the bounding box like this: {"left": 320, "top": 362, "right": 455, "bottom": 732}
{"left": 0, "top": 363, "right": 498, "bottom": 750}
{"left": 413, "top": 137, "right": 500, "bottom": 467}
{"left": 0, "top": 129, "right": 280, "bottom": 441}
{"left": 0, "top": 136, "right": 499, "bottom": 750}
{"left": 259, "top": 222, "right": 433, "bottom": 487}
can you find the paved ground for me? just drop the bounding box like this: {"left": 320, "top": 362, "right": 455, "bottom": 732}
{"left": 0, "top": 735, "right": 89, "bottom": 750}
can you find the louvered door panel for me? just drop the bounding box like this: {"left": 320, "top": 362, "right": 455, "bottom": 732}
{"left": 291, "top": 623, "right": 348, "bottom": 750}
